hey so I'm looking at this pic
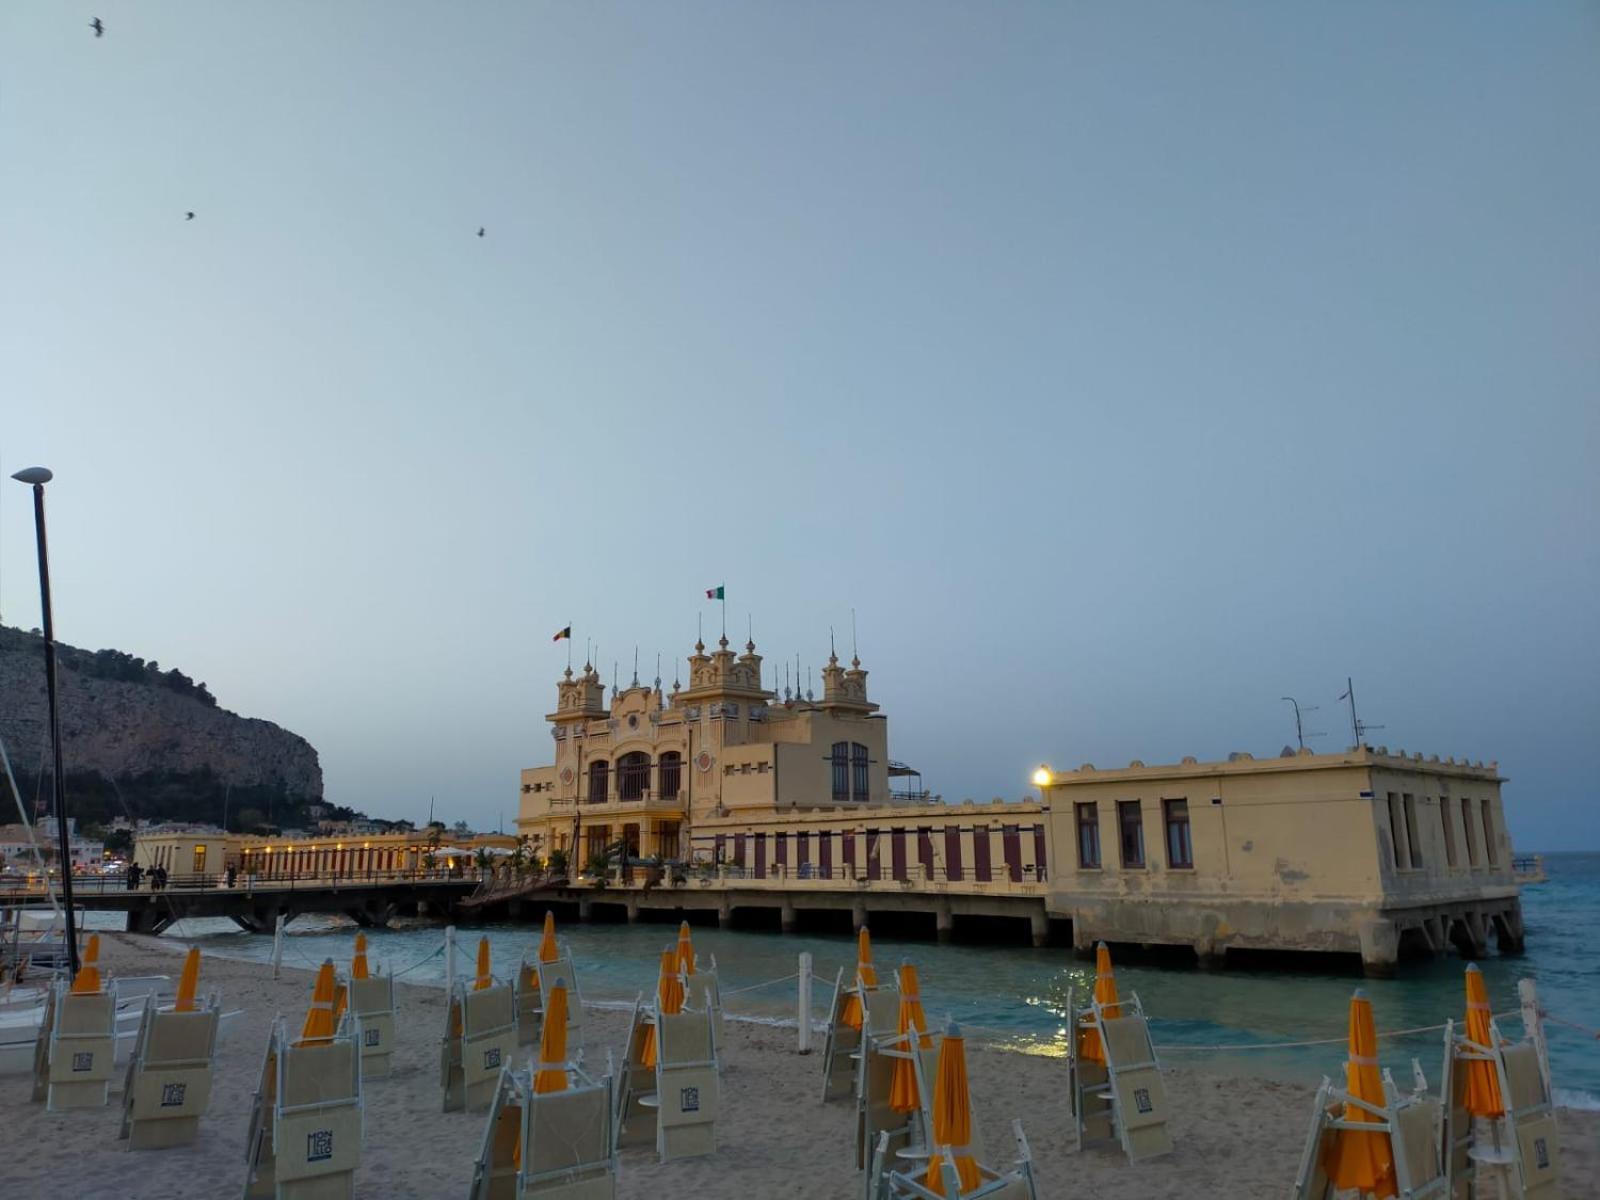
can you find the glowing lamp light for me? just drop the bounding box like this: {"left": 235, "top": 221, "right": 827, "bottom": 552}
{"left": 1031, "top": 765, "right": 1053, "bottom": 788}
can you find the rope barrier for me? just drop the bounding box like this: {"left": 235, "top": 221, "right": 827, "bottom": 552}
{"left": 1155, "top": 1022, "right": 1451, "bottom": 1053}
{"left": 1543, "top": 1012, "right": 1600, "bottom": 1040}
{"left": 719, "top": 971, "right": 800, "bottom": 997}
{"left": 390, "top": 941, "right": 447, "bottom": 979}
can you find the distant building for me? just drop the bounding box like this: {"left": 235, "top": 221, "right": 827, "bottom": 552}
{"left": 0, "top": 819, "right": 104, "bottom": 872}
{"left": 133, "top": 826, "right": 516, "bottom": 879}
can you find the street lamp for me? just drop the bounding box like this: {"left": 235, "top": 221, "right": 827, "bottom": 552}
{"left": 1031, "top": 764, "right": 1054, "bottom": 789}
{"left": 11, "top": 466, "right": 80, "bottom": 976}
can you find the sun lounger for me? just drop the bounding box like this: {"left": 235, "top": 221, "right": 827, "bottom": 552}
{"left": 1441, "top": 1017, "right": 1561, "bottom": 1200}
{"left": 877, "top": 1119, "right": 1041, "bottom": 1200}
{"left": 654, "top": 1006, "right": 719, "bottom": 1161}
{"left": 855, "top": 987, "right": 923, "bottom": 1171}
{"left": 1066, "top": 987, "right": 1172, "bottom": 1162}
{"left": 346, "top": 973, "right": 395, "bottom": 1080}
{"left": 119, "top": 994, "right": 221, "bottom": 1148}
{"left": 470, "top": 1059, "right": 617, "bottom": 1200}
{"left": 821, "top": 967, "right": 859, "bottom": 1102}
{"left": 242, "top": 1017, "right": 364, "bottom": 1199}
{"left": 1291, "top": 1072, "right": 1446, "bottom": 1200}
{"left": 682, "top": 953, "right": 723, "bottom": 1059}
{"left": 32, "top": 978, "right": 119, "bottom": 1110}
{"left": 613, "top": 996, "right": 657, "bottom": 1149}
{"left": 444, "top": 981, "right": 520, "bottom": 1112}
{"left": 536, "top": 954, "right": 584, "bottom": 1047}
{"left": 515, "top": 957, "right": 543, "bottom": 1048}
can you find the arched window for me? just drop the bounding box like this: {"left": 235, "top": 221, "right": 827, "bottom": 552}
{"left": 659, "top": 751, "right": 683, "bottom": 800}
{"left": 618, "top": 752, "right": 650, "bottom": 801}
{"left": 831, "top": 742, "right": 850, "bottom": 802}
{"left": 588, "top": 759, "right": 609, "bottom": 804}
{"left": 851, "top": 743, "right": 870, "bottom": 803}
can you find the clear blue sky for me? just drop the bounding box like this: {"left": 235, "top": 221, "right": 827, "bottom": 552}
{"left": 2, "top": 3, "right": 1595, "bottom": 847}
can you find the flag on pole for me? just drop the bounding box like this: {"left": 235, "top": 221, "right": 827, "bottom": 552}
{"left": 552, "top": 625, "right": 571, "bottom": 643}
{"left": 705, "top": 585, "right": 724, "bottom": 600}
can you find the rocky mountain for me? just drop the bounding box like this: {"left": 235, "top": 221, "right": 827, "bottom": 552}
{"left": 0, "top": 624, "right": 325, "bottom": 832}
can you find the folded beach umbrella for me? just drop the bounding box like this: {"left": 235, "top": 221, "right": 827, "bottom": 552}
{"left": 298, "top": 959, "right": 338, "bottom": 1044}
{"left": 924, "top": 1022, "right": 981, "bottom": 1197}
{"left": 71, "top": 932, "right": 103, "bottom": 994}
{"left": 534, "top": 979, "right": 571, "bottom": 1094}
{"left": 676, "top": 920, "right": 696, "bottom": 976}
{"left": 1462, "top": 964, "right": 1505, "bottom": 1118}
{"left": 473, "top": 936, "right": 493, "bottom": 991}
{"left": 641, "top": 948, "right": 686, "bottom": 1068}
{"left": 1321, "top": 989, "right": 1397, "bottom": 1199}
{"left": 1077, "top": 941, "right": 1120, "bottom": 1065}
{"left": 173, "top": 946, "right": 201, "bottom": 1012}
{"left": 890, "top": 961, "right": 932, "bottom": 1113}
{"left": 841, "top": 926, "right": 878, "bottom": 1031}
{"left": 538, "top": 910, "right": 560, "bottom": 964}
{"left": 352, "top": 932, "right": 370, "bottom": 981}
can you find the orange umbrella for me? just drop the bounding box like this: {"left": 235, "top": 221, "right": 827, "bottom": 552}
{"left": 676, "top": 920, "right": 696, "bottom": 976}
{"left": 1077, "top": 942, "right": 1119, "bottom": 1065}
{"left": 538, "top": 911, "right": 559, "bottom": 964}
{"left": 890, "top": 962, "right": 932, "bottom": 1113}
{"left": 1462, "top": 964, "right": 1505, "bottom": 1117}
{"left": 71, "top": 933, "right": 103, "bottom": 994}
{"left": 352, "top": 933, "right": 370, "bottom": 981}
{"left": 473, "top": 936, "right": 493, "bottom": 991}
{"left": 173, "top": 946, "right": 201, "bottom": 1012}
{"left": 534, "top": 979, "right": 570, "bottom": 1093}
{"left": 1321, "top": 989, "right": 1397, "bottom": 1199}
{"left": 924, "top": 1023, "right": 981, "bottom": 1197}
{"left": 298, "top": 960, "right": 338, "bottom": 1044}
{"left": 840, "top": 926, "right": 878, "bottom": 1031}
{"left": 641, "top": 949, "right": 686, "bottom": 1068}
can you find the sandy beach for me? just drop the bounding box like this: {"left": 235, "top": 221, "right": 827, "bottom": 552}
{"left": 2, "top": 933, "right": 1593, "bottom": 1199}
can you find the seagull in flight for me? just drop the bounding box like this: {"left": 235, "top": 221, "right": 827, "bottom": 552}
{"left": 90, "top": 17, "right": 104, "bottom": 37}
{"left": 477, "top": 227, "right": 486, "bottom": 238}
{"left": 185, "top": 212, "right": 195, "bottom": 221}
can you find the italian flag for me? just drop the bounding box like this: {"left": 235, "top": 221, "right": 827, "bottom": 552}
{"left": 705, "top": 585, "right": 725, "bottom": 600}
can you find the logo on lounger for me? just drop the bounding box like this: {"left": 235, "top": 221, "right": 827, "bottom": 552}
{"left": 680, "top": 1086, "right": 700, "bottom": 1113}
{"left": 1133, "top": 1087, "right": 1152, "bottom": 1114}
{"left": 365, "top": 1028, "right": 381, "bottom": 1047}
{"left": 483, "top": 1047, "right": 502, "bottom": 1070}
{"left": 307, "top": 1129, "right": 334, "bottom": 1162}
{"left": 71, "top": 1052, "right": 94, "bottom": 1072}
{"left": 161, "top": 1082, "right": 188, "bottom": 1107}
{"left": 1534, "top": 1138, "right": 1550, "bottom": 1170}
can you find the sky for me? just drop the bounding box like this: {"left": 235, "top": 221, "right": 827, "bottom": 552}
{"left": 2, "top": 3, "right": 1596, "bottom": 848}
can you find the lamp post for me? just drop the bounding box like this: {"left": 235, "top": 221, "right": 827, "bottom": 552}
{"left": 11, "top": 466, "right": 80, "bottom": 976}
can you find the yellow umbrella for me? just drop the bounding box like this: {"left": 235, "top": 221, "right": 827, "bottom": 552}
{"left": 173, "top": 946, "right": 201, "bottom": 1012}
{"left": 840, "top": 926, "right": 878, "bottom": 1031}
{"left": 352, "top": 933, "right": 370, "bottom": 981}
{"left": 473, "top": 936, "right": 493, "bottom": 990}
{"left": 924, "top": 1023, "right": 981, "bottom": 1197}
{"left": 71, "top": 933, "right": 103, "bottom": 994}
{"left": 641, "top": 949, "right": 686, "bottom": 1068}
{"left": 676, "top": 920, "right": 696, "bottom": 976}
{"left": 538, "top": 911, "right": 560, "bottom": 964}
{"left": 890, "top": 962, "right": 932, "bottom": 1113}
{"left": 298, "top": 960, "right": 338, "bottom": 1044}
{"left": 1321, "top": 989, "right": 1397, "bottom": 1199}
{"left": 1462, "top": 964, "right": 1505, "bottom": 1117}
{"left": 534, "top": 979, "right": 570, "bottom": 1093}
{"left": 1077, "top": 942, "right": 1120, "bottom": 1065}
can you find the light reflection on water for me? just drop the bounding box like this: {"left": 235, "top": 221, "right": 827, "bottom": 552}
{"left": 90, "top": 852, "right": 1599, "bottom": 1103}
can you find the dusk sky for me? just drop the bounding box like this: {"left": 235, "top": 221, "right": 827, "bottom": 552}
{"left": 3, "top": 3, "right": 1595, "bottom": 847}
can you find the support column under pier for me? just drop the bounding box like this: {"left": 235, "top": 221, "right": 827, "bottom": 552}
{"left": 717, "top": 898, "right": 732, "bottom": 929}
{"left": 1493, "top": 904, "right": 1526, "bottom": 956}
{"left": 578, "top": 897, "right": 593, "bottom": 923}
{"left": 1359, "top": 918, "right": 1400, "bottom": 979}
{"left": 780, "top": 900, "right": 797, "bottom": 934}
{"left": 851, "top": 900, "right": 867, "bottom": 931}
{"left": 1029, "top": 910, "right": 1049, "bottom": 948}
{"left": 626, "top": 897, "right": 641, "bottom": 924}
{"left": 935, "top": 902, "right": 953, "bottom": 944}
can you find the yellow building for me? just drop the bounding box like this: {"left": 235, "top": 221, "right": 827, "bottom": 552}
{"left": 134, "top": 827, "right": 517, "bottom": 881}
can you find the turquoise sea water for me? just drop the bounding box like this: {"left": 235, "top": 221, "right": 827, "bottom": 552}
{"left": 103, "top": 851, "right": 1600, "bottom": 1106}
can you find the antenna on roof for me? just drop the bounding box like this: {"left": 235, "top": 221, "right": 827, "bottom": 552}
{"left": 851, "top": 608, "right": 858, "bottom": 660}
{"left": 632, "top": 646, "right": 639, "bottom": 688}
{"left": 1280, "top": 697, "right": 1325, "bottom": 751}
{"left": 1339, "top": 677, "right": 1383, "bottom": 748}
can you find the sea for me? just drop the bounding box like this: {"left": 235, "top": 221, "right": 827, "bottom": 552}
{"left": 89, "top": 851, "right": 1600, "bottom": 1107}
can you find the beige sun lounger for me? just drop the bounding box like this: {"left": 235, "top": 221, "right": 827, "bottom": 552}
{"left": 443, "top": 982, "right": 519, "bottom": 1112}
{"left": 242, "top": 1017, "right": 364, "bottom": 1200}
{"left": 858, "top": 1023, "right": 941, "bottom": 1184}
{"left": 346, "top": 973, "right": 395, "bottom": 1080}
{"left": 613, "top": 997, "right": 657, "bottom": 1149}
{"left": 119, "top": 995, "right": 221, "bottom": 1149}
{"left": 470, "top": 1060, "right": 618, "bottom": 1200}
{"left": 1291, "top": 1070, "right": 1446, "bottom": 1200}
{"left": 33, "top": 978, "right": 119, "bottom": 1110}
{"left": 1066, "top": 987, "right": 1172, "bottom": 1162}
{"left": 1441, "top": 1017, "right": 1562, "bottom": 1200}
{"left": 515, "top": 958, "right": 543, "bottom": 1048}
{"left": 654, "top": 1007, "right": 719, "bottom": 1162}
{"left": 876, "top": 1119, "right": 1041, "bottom": 1200}
{"left": 682, "top": 955, "right": 723, "bottom": 1059}
{"left": 822, "top": 968, "right": 894, "bottom": 1104}
{"left": 536, "top": 954, "right": 584, "bottom": 1047}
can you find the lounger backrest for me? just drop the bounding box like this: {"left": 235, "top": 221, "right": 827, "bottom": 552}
{"left": 349, "top": 976, "right": 395, "bottom": 1067}
{"left": 857, "top": 1031, "right": 907, "bottom": 1170}
{"left": 1101, "top": 1013, "right": 1171, "bottom": 1162}
{"left": 656, "top": 1010, "right": 717, "bottom": 1161}
{"left": 1501, "top": 1043, "right": 1560, "bottom": 1198}
{"left": 616, "top": 1004, "right": 656, "bottom": 1149}
{"left": 516, "top": 963, "right": 542, "bottom": 1047}
{"left": 1394, "top": 1098, "right": 1444, "bottom": 1192}
{"left": 525, "top": 1082, "right": 614, "bottom": 1198}
{"left": 50, "top": 988, "right": 117, "bottom": 1099}
{"left": 275, "top": 1038, "right": 362, "bottom": 1188}
{"left": 122, "top": 1005, "right": 219, "bottom": 1147}
{"left": 685, "top": 969, "right": 719, "bottom": 1014}
{"left": 536, "top": 957, "right": 584, "bottom": 1041}
{"left": 461, "top": 985, "right": 518, "bottom": 1095}
{"left": 822, "top": 970, "right": 860, "bottom": 1102}
{"left": 863, "top": 989, "right": 901, "bottom": 1042}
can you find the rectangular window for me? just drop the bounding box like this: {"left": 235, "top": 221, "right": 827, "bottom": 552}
{"left": 1403, "top": 795, "right": 1421, "bottom": 869}
{"left": 1461, "top": 797, "right": 1479, "bottom": 866}
{"left": 842, "top": 831, "right": 856, "bottom": 874}
{"left": 831, "top": 743, "right": 849, "bottom": 802}
{"left": 1002, "top": 825, "right": 1023, "bottom": 882}
{"left": 774, "top": 832, "right": 787, "bottom": 868}
{"left": 1387, "top": 793, "right": 1408, "bottom": 869}
{"left": 851, "top": 743, "right": 870, "bottom": 803}
{"left": 192, "top": 845, "right": 207, "bottom": 875}
{"left": 657, "top": 823, "right": 680, "bottom": 860}
{"left": 1164, "top": 800, "right": 1193, "bottom": 869}
{"left": 1033, "top": 825, "right": 1048, "bottom": 882}
{"left": 1441, "top": 801, "right": 1458, "bottom": 868}
{"left": 917, "top": 828, "right": 935, "bottom": 878}
{"left": 1117, "top": 801, "right": 1145, "bottom": 868}
{"left": 1481, "top": 799, "right": 1497, "bottom": 866}
{"left": 796, "top": 831, "right": 809, "bottom": 867}
{"left": 818, "top": 831, "right": 832, "bottom": 878}
{"left": 973, "top": 830, "right": 992, "bottom": 882}
{"left": 866, "top": 829, "right": 882, "bottom": 881}
{"left": 944, "top": 827, "right": 963, "bottom": 881}
{"left": 1076, "top": 803, "right": 1100, "bottom": 868}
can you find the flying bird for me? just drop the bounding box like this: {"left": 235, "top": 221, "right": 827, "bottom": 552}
{"left": 185, "top": 212, "right": 195, "bottom": 221}
{"left": 90, "top": 18, "right": 104, "bottom": 37}
{"left": 477, "top": 227, "right": 485, "bottom": 238}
